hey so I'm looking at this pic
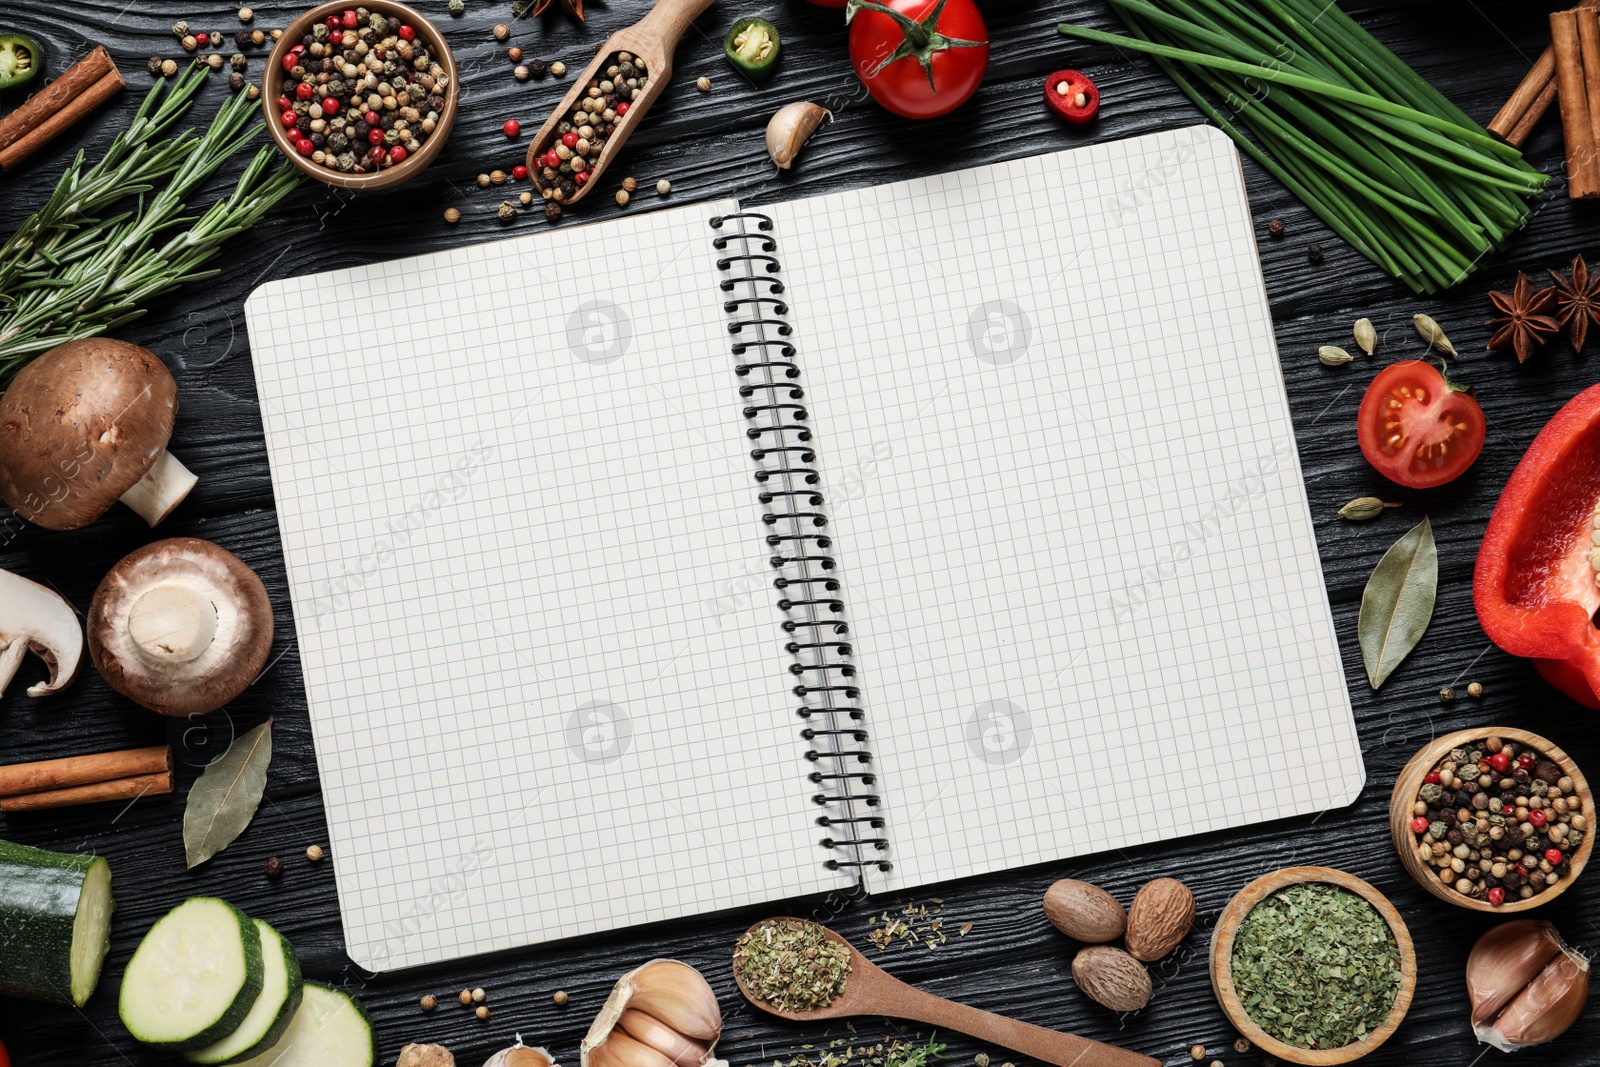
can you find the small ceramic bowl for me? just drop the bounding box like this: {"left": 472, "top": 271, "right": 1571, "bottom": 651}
{"left": 261, "top": 0, "right": 458, "bottom": 190}
{"left": 1389, "top": 726, "right": 1593, "bottom": 912}
{"left": 1210, "top": 866, "right": 1416, "bottom": 1066}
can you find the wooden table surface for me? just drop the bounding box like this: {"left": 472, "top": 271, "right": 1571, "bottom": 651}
{"left": 2, "top": 1, "right": 1597, "bottom": 1064}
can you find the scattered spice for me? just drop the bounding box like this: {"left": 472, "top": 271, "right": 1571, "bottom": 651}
{"left": 239, "top": 7, "right": 254, "bottom": 20}
{"left": 529, "top": 58, "right": 547, "bottom": 77}
{"left": 161, "top": 59, "right": 179, "bottom": 77}
{"left": 1439, "top": 686, "right": 1455, "bottom": 703}
{"left": 264, "top": 855, "right": 284, "bottom": 878}
{"left": 867, "top": 898, "right": 955, "bottom": 951}
{"left": 497, "top": 200, "right": 515, "bottom": 220}
{"left": 459, "top": 989, "right": 473, "bottom": 1006}
{"left": 476, "top": 1005, "right": 490, "bottom": 1021}
{"left": 1043, "top": 69, "right": 1099, "bottom": 124}
{"left": 657, "top": 179, "right": 671, "bottom": 195}
{"left": 1318, "top": 345, "right": 1352, "bottom": 367}
{"left": 1405, "top": 737, "right": 1584, "bottom": 904}
{"left": 734, "top": 918, "right": 852, "bottom": 1011}
{"left": 1337, "top": 497, "right": 1398, "bottom": 522}
{"left": 697, "top": 76, "right": 712, "bottom": 92}
{"left": 509, "top": 47, "right": 523, "bottom": 62}
{"left": 1358, "top": 517, "right": 1436, "bottom": 689}
{"left": 770, "top": 1031, "right": 945, "bottom": 1067}
{"left": 448, "top": 0, "right": 464, "bottom": 13}
{"left": 491, "top": 169, "right": 507, "bottom": 184}
{"left": 545, "top": 202, "right": 561, "bottom": 220}
{"left": 1266, "top": 218, "right": 1284, "bottom": 238}
{"left": 958, "top": 921, "right": 973, "bottom": 936}
{"left": 1486, "top": 273, "right": 1559, "bottom": 363}
{"left": 1469, "top": 681, "right": 1485, "bottom": 698}
{"left": 616, "top": 190, "right": 631, "bottom": 206}
{"left": 533, "top": 52, "right": 649, "bottom": 208}
{"left": 1307, "top": 243, "right": 1324, "bottom": 264}
{"left": 421, "top": 993, "right": 438, "bottom": 1011}
{"left": 519, "top": 191, "right": 533, "bottom": 206}
{"left": 1189, "top": 1048, "right": 1205, "bottom": 1062}
{"left": 973, "top": 1056, "right": 987, "bottom": 1067}
{"left": 622, "top": 176, "right": 637, "bottom": 192}
{"left": 306, "top": 843, "right": 325, "bottom": 861}
{"left": 553, "top": 989, "right": 568, "bottom": 1005}
{"left": 504, "top": 119, "right": 521, "bottom": 138}
{"left": 550, "top": 61, "right": 566, "bottom": 76}
{"left": 277, "top": 8, "right": 446, "bottom": 174}
{"left": 515, "top": 65, "right": 531, "bottom": 81}
{"left": 1547, "top": 255, "right": 1600, "bottom": 352}
{"left": 1232, "top": 1038, "right": 1250, "bottom": 1054}
{"left": 1353, "top": 317, "right": 1377, "bottom": 355}
{"left": 472, "top": 987, "right": 487, "bottom": 1003}
{"left": 493, "top": 23, "right": 509, "bottom": 40}
{"left": 444, "top": 207, "right": 461, "bottom": 223}
{"left": 1231, "top": 882, "right": 1401, "bottom": 1049}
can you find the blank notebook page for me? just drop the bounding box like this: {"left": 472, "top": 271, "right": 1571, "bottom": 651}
{"left": 767, "top": 127, "right": 1363, "bottom": 891}
{"left": 247, "top": 201, "right": 840, "bottom": 971}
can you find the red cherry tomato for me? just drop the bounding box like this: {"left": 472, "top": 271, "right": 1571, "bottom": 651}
{"left": 1044, "top": 69, "right": 1099, "bottom": 124}
{"left": 0, "top": 1037, "right": 10, "bottom": 1067}
{"left": 1356, "top": 359, "right": 1485, "bottom": 488}
{"left": 847, "top": 0, "right": 988, "bottom": 120}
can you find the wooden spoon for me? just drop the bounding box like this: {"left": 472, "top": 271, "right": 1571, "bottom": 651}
{"left": 732, "top": 919, "right": 1158, "bottom": 1067}
{"left": 525, "top": 0, "right": 715, "bottom": 206}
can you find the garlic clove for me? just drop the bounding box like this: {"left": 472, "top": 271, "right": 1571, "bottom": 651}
{"left": 621, "top": 961, "right": 722, "bottom": 1043}
{"left": 1479, "top": 946, "right": 1590, "bottom": 1051}
{"left": 1467, "top": 920, "right": 1565, "bottom": 1025}
{"left": 484, "top": 1044, "right": 557, "bottom": 1067}
{"left": 765, "top": 102, "right": 830, "bottom": 169}
{"left": 618, "top": 1009, "right": 711, "bottom": 1067}
{"left": 587, "top": 1030, "right": 680, "bottom": 1067}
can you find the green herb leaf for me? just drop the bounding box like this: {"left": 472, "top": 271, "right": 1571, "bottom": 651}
{"left": 1358, "top": 517, "right": 1437, "bottom": 688}
{"left": 184, "top": 718, "right": 272, "bottom": 868}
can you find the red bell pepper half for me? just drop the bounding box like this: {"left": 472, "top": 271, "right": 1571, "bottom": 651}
{"left": 1476, "top": 381, "right": 1600, "bottom": 707}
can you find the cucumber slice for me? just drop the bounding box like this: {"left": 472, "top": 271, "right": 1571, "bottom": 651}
{"left": 185, "top": 920, "right": 303, "bottom": 1065}
{"left": 119, "top": 898, "right": 264, "bottom": 1051}
{"left": 0, "top": 839, "right": 115, "bottom": 1006}
{"left": 234, "top": 983, "right": 376, "bottom": 1067}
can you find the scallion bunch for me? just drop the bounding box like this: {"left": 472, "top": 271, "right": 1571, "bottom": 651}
{"left": 1058, "top": 0, "right": 1548, "bottom": 293}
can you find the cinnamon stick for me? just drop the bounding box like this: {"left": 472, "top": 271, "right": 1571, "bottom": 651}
{"left": 0, "top": 745, "right": 172, "bottom": 798}
{"left": 0, "top": 48, "right": 123, "bottom": 172}
{"left": 1552, "top": 9, "right": 1600, "bottom": 198}
{"left": 1581, "top": 11, "right": 1600, "bottom": 165}
{"left": 1490, "top": 0, "right": 1600, "bottom": 147}
{"left": 0, "top": 770, "right": 173, "bottom": 812}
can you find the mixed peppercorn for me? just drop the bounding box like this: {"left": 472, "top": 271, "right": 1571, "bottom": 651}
{"left": 1406, "top": 737, "right": 1586, "bottom": 905}
{"left": 532, "top": 51, "right": 649, "bottom": 204}
{"left": 277, "top": 6, "right": 446, "bottom": 174}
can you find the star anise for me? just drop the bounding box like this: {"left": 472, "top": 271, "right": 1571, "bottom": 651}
{"left": 1548, "top": 255, "right": 1600, "bottom": 353}
{"left": 1486, "top": 272, "right": 1560, "bottom": 363}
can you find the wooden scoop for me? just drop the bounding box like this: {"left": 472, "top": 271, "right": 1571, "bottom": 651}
{"left": 525, "top": 0, "right": 715, "bottom": 205}
{"left": 732, "top": 919, "right": 1158, "bottom": 1067}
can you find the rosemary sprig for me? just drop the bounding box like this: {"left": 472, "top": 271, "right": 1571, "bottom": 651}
{"left": 0, "top": 73, "right": 303, "bottom": 383}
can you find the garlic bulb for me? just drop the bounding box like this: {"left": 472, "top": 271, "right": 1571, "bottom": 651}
{"left": 483, "top": 1040, "right": 557, "bottom": 1067}
{"left": 766, "top": 102, "right": 831, "bottom": 169}
{"left": 1468, "top": 919, "right": 1590, "bottom": 1051}
{"left": 581, "top": 961, "right": 723, "bottom": 1067}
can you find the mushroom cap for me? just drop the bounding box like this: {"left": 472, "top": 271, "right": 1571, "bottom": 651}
{"left": 0, "top": 568, "right": 83, "bottom": 697}
{"left": 0, "top": 339, "right": 180, "bottom": 531}
{"left": 88, "top": 538, "right": 273, "bottom": 717}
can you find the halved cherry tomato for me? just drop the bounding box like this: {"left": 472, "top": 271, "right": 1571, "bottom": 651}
{"left": 1357, "top": 359, "right": 1485, "bottom": 488}
{"left": 1044, "top": 69, "right": 1099, "bottom": 124}
{"left": 1, "top": 1036, "right": 10, "bottom": 1067}
{"left": 847, "top": 0, "right": 988, "bottom": 120}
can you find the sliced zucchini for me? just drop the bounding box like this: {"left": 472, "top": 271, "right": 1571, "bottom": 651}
{"left": 234, "top": 983, "right": 376, "bottom": 1067}
{"left": 0, "top": 839, "right": 115, "bottom": 1007}
{"left": 119, "top": 897, "right": 264, "bottom": 1051}
{"left": 185, "top": 919, "right": 303, "bottom": 1065}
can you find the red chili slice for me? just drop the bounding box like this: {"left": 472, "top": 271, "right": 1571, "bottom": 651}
{"left": 1044, "top": 69, "right": 1099, "bottom": 124}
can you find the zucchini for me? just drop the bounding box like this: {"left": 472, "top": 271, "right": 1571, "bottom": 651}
{"left": 0, "top": 839, "right": 114, "bottom": 1007}
{"left": 234, "top": 983, "right": 376, "bottom": 1067}
{"left": 185, "top": 919, "right": 303, "bottom": 1065}
{"left": 119, "top": 897, "right": 264, "bottom": 1051}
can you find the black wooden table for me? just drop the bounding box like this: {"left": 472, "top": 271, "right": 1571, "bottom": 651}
{"left": 3, "top": 1, "right": 1598, "bottom": 1064}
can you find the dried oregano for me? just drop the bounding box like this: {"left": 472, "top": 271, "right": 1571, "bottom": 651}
{"left": 1231, "top": 883, "right": 1401, "bottom": 1049}
{"left": 734, "top": 918, "right": 851, "bottom": 1011}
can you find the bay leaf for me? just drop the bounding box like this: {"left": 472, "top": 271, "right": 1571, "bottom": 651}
{"left": 184, "top": 718, "right": 272, "bottom": 868}
{"left": 1358, "top": 517, "right": 1437, "bottom": 689}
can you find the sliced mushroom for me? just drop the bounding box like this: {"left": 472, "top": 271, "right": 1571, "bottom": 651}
{"left": 0, "top": 338, "right": 198, "bottom": 531}
{"left": 88, "top": 539, "right": 273, "bottom": 716}
{"left": 0, "top": 569, "right": 83, "bottom": 697}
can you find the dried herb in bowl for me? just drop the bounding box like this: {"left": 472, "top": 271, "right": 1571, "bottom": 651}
{"left": 1230, "top": 883, "right": 1401, "bottom": 1050}
{"left": 734, "top": 918, "right": 851, "bottom": 1012}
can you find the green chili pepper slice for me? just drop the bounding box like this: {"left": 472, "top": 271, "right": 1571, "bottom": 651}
{"left": 724, "top": 17, "right": 780, "bottom": 80}
{"left": 0, "top": 32, "right": 42, "bottom": 91}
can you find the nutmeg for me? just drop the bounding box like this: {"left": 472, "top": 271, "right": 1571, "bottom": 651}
{"left": 1124, "top": 877, "right": 1194, "bottom": 962}
{"left": 1042, "top": 879, "right": 1126, "bottom": 943}
{"left": 1071, "top": 945, "right": 1152, "bottom": 1013}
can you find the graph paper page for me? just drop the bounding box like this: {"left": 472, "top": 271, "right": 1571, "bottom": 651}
{"left": 766, "top": 127, "right": 1362, "bottom": 891}
{"left": 246, "top": 201, "right": 841, "bottom": 970}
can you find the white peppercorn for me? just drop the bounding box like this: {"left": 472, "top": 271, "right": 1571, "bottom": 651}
{"left": 656, "top": 179, "right": 671, "bottom": 195}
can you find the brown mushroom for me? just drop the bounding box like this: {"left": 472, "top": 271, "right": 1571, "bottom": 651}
{"left": 0, "top": 339, "right": 198, "bottom": 531}
{"left": 88, "top": 539, "right": 273, "bottom": 716}
{"left": 0, "top": 568, "right": 83, "bottom": 697}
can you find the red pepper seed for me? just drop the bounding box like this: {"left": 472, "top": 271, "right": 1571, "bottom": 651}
{"left": 1409, "top": 816, "right": 1429, "bottom": 834}
{"left": 326, "top": 15, "right": 342, "bottom": 27}
{"left": 324, "top": 97, "right": 340, "bottom": 113}
{"left": 196, "top": 32, "right": 209, "bottom": 45}
{"left": 504, "top": 119, "right": 522, "bottom": 137}
{"left": 616, "top": 101, "right": 629, "bottom": 115}
{"left": 562, "top": 132, "right": 578, "bottom": 148}
{"left": 329, "top": 29, "right": 343, "bottom": 44}
{"left": 1530, "top": 809, "right": 1548, "bottom": 827}
{"left": 342, "top": 9, "right": 359, "bottom": 27}
{"left": 365, "top": 110, "right": 381, "bottom": 125}
{"left": 399, "top": 24, "right": 415, "bottom": 39}
{"left": 512, "top": 164, "right": 529, "bottom": 179}
{"left": 368, "top": 128, "right": 385, "bottom": 145}
{"left": 1547, "top": 848, "right": 1564, "bottom": 865}
{"left": 277, "top": 95, "right": 292, "bottom": 111}
{"left": 1490, "top": 752, "right": 1511, "bottom": 773}
{"left": 390, "top": 145, "right": 408, "bottom": 163}
{"left": 281, "top": 110, "right": 298, "bottom": 128}
{"left": 1423, "top": 771, "right": 1440, "bottom": 784}
{"left": 1488, "top": 887, "right": 1506, "bottom": 906}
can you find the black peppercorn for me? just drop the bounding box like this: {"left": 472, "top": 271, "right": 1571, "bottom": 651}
{"left": 1267, "top": 218, "right": 1285, "bottom": 238}
{"left": 1447, "top": 829, "right": 1464, "bottom": 845}
{"left": 264, "top": 856, "right": 284, "bottom": 878}
{"left": 1461, "top": 780, "right": 1480, "bottom": 795}
{"left": 1536, "top": 760, "right": 1562, "bottom": 783}
{"left": 1503, "top": 869, "right": 1521, "bottom": 887}
{"left": 229, "top": 71, "right": 246, "bottom": 91}
{"left": 1472, "top": 793, "right": 1489, "bottom": 810}
{"left": 545, "top": 202, "right": 561, "bottom": 220}
{"left": 530, "top": 58, "right": 547, "bottom": 76}
{"left": 1307, "top": 243, "right": 1325, "bottom": 264}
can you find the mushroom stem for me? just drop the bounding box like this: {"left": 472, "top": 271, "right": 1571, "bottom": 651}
{"left": 119, "top": 449, "right": 198, "bottom": 526}
{"left": 127, "top": 585, "right": 218, "bottom": 665}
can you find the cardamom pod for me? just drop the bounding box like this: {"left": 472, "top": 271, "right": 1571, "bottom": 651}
{"left": 1339, "top": 496, "right": 1398, "bottom": 521}
{"left": 1319, "top": 345, "right": 1354, "bottom": 366}
{"left": 1354, "top": 317, "right": 1377, "bottom": 355}
{"left": 1413, "top": 313, "right": 1457, "bottom": 356}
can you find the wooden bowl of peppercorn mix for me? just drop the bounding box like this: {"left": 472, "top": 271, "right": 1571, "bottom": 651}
{"left": 261, "top": 0, "right": 458, "bottom": 190}
{"left": 1210, "top": 866, "right": 1416, "bottom": 1066}
{"left": 1388, "top": 726, "right": 1594, "bottom": 913}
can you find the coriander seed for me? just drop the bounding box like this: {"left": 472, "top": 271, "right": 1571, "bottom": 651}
{"left": 1468, "top": 681, "right": 1484, "bottom": 698}
{"left": 207, "top": 53, "right": 224, "bottom": 70}
{"left": 444, "top": 207, "right": 461, "bottom": 223}
{"left": 616, "top": 190, "right": 630, "bottom": 206}
{"left": 509, "top": 46, "right": 523, "bottom": 62}
{"left": 656, "top": 179, "right": 671, "bottom": 195}
{"left": 246, "top": 83, "right": 259, "bottom": 99}
{"left": 476, "top": 1005, "right": 490, "bottom": 1021}
{"left": 459, "top": 989, "right": 473, "bottom": 1006}
{"left": 306, "top": 844, "right": 325, "bottom": 862}
{"left": 491, "top": 169, "right": 507, "bottom": 184}
{"left": 1190, "top": 1048, "right": 1205, "bottom": 1061}
{"left": 182, "top": 35, "right": 198, "bottom": 51}
{"left": 251, "top": 29, "right": 265, "bottom": 46}
{"left": 477, "top": 173, "right": 492, "bottom": 188}
{"left": 622, "top": 176, "right": 637, "bottom": 192}
{"left": 520, "top": 191, "right": 533, "bottom": 206}
{"left": 550, "top": 61, "right": 566, "bottom": 76}
{"left": 493, "top": 23, "right": 509, "bottom": 40}
{"left": 554, "top": 989, "right": 569, "bottom": 1005}
{"left": 270, "top": 28, "right": 282, "bottom": 39}
{"left": 697, "top": 76, "right": 711, "bottom": 91}
{"left": 421, "top": 994, "right": 438, "bottom": 1011}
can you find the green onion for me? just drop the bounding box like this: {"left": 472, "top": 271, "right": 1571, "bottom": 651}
{"left": 1058, "top": 0, "right": 1547, "bottom": 292}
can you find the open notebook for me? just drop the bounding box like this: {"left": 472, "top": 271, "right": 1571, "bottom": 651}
{"left": 245, "top": 125, "right": 1363, "bottom": 971}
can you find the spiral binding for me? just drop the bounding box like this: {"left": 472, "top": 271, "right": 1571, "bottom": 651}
{"left": 710, "top": 211, "right": 891, "bottom": 877}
